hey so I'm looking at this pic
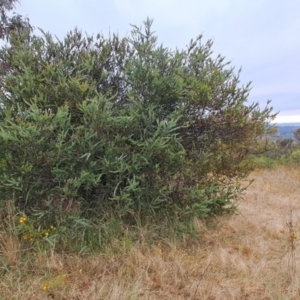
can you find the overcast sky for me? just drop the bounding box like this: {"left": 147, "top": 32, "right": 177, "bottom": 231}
{"left": 14, "top": 0, "right": 300, "bottom": 123}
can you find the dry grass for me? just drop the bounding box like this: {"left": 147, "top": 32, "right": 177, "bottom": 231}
{"left": 1, "top": 166, "right": 300, "bottom": 299}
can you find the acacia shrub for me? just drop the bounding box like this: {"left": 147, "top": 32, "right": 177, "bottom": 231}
{"left": 0, "top": 19, "right": 275, "bottom": 219}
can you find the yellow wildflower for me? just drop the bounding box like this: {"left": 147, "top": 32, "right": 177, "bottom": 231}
{"left": 19, "top": 215, "right": 27, "bottom": 224}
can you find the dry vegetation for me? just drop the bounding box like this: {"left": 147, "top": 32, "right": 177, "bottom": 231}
{"left": 1, "top": 167, "right": 300, "bottom": 300}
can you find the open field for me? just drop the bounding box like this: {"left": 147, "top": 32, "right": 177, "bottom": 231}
{"left": 1, "top": 167, "right": 300, "bottom": 299}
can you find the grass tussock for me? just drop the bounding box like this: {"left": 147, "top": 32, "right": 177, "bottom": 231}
{"left": 1, "top": 166, "right": 300, "bottom": 299}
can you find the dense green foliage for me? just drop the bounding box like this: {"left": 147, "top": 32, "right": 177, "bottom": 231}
{"left": 0, "top": 18, "right": 275, "bottom": 220}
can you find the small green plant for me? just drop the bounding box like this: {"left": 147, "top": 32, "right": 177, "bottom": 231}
{"left": 41, "top": 273, "right": 68, "bottom": 292}
{"left": 17, "top": 213, "right": 57, "bottom": 246}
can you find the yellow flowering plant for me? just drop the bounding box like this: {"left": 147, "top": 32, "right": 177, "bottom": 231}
{"left": 17, "top": 213, "right": 57, "bottom": 244}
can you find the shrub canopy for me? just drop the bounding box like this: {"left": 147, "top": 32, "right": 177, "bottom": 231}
{"left": 0, "top": 18, "right": 275, "bottom": 218}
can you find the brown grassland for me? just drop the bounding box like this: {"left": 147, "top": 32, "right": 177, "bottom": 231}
{"left": 1, "top": 166, "right": 300, "bottom": 299}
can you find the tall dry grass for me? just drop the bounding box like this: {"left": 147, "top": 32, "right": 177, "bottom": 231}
{"left": 1, "top": 166, "right": 300, "bottom": 299}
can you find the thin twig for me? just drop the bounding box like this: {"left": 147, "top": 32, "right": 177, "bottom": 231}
{"left": 193, "top": 260, "right": 211, "bottom": 299}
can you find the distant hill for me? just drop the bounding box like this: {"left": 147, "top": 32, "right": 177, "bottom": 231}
{"left": 275, "top": 123, "right": 300, "bottom": 139}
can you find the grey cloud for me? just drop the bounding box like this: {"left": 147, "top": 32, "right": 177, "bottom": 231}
{"left": 14, "top": 0, "right": 300, "bottom": 121}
